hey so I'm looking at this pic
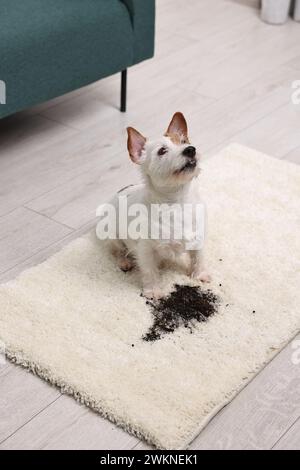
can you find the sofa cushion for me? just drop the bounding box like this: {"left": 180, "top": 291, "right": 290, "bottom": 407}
{"left": 0, "top": 0, "right": 134, "bottom": 116}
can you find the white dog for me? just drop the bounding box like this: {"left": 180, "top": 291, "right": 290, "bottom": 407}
{"left": 107, "top": 112, "right": 211, "bottom": 299}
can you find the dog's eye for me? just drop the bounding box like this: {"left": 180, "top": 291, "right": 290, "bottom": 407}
{"left": 158, "top": 147, "right": 167, "bottom": 156}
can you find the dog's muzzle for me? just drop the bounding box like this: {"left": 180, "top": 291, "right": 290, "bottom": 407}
{"left": 182, "top": 146, "right": 196, "bottom": 159}
{"left": 178, "top": 146, "right": 197, "bottom": 172}
{"left": 180, "top": 159, "right": 197, "bottom": 172}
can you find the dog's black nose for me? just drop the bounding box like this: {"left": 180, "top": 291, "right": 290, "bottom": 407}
{"left": 182, "top": 146, "right": 196, "bottom": 159}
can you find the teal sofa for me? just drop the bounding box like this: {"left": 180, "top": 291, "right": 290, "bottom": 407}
{"left": 0, "top": 0, "right": 155, "bottom": 117}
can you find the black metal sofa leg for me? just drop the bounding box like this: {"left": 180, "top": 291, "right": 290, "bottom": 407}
{"left": 120, "top": 69, "right": 127, "bottom": 112}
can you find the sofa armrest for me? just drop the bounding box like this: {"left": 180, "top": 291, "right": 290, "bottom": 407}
{"left": 120, "top": 0, "right": 155, "bottom": 63}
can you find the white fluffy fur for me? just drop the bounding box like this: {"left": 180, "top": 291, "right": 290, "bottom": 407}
{"left": 0, "top": 144, "right": 299, "bottom": 449}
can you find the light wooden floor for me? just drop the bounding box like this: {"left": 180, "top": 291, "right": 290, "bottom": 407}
{"left": 0, "top": 0, "right": 300, "bottom": 450}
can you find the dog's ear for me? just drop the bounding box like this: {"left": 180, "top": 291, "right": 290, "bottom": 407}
{"left": 165, "top": 112, "right": 188, "bottom": 141}
{"left": 127, "top": 127, "right": 146, "bottom": 164}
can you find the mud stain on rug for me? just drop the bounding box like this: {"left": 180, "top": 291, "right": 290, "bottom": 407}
{"left": 143, "top": 284, "right": 220, "bottom": 342}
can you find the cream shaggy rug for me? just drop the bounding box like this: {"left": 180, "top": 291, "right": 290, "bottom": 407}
{"left": 0, "top": 144, "right": 299, "bottom": 449}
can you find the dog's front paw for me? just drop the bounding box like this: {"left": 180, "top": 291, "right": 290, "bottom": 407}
{"left": 118, "top": 257, "right": 134, "bottom": 272}
{"left": 190, "top": 270, "right": 212, "bottom": 283}
{"left": 143, "top": 286, "right": 163, "bottom": 300}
